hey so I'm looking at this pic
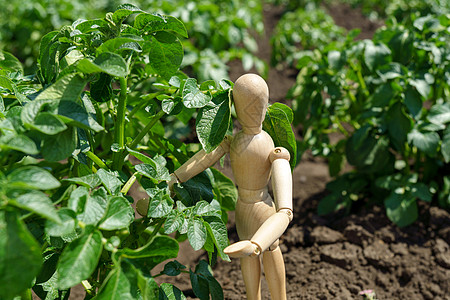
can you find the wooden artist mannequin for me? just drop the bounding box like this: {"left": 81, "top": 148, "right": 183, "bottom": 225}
{"left": 137, "top": 74, "right": 293, "bottom": 300}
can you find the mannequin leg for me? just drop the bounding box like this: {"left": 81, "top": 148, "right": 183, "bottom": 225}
{"left": 263, "top": 246, "right": 286, "bottom": 300}
{"left": 240, "top": 255, "right": 261, "bottom": 300}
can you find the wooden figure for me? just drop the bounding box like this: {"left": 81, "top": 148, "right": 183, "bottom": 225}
{"left": 137, "top": 74, "right": 293, "bottom": 300}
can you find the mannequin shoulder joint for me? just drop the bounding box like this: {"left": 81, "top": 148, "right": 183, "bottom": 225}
{"left": 269, "top": 147, "right": 290, "bottom": 163}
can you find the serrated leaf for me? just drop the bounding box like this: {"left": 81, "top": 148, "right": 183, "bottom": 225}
{"left": 196, "top": 90, "right": 231, "bottom": 153}
{"left": 0, "top": 211, "right": 43, "bottom": 300}
{"left": 77, "top": 52, "right": 128, "bottom": 78}
{"left": 187, "top": 218, "right": 207, "bottom": 251}
{"left": 11, "top": 190, "right": 61, "bottom": 223}
{"left": 148, "top": 32, "right": 183, "bottom": 80}
{"left": 263, "top": 103, "right": 297, "bottom": 169}
{"left": 7, "top": 166, "right": 61, "bottom": 190}
{"left": 182, "top": 78, "right": 211, "bottom": 108}
{"left": 99, "top": 196, "right": 134, "bottom": 231}
{"left": 57, "top": 230, "right": 103, "bottom": 289}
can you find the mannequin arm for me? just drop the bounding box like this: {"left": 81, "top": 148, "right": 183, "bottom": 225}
{"left": 173, "top": 136, "right": 231, "bottom": 183}
{"left": 224, "top": 147, "right": 293, "bottom": 257}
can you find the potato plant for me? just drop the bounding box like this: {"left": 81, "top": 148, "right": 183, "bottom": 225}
{"left": 289, "top": 12, "right": 449, "bottom": 226}
{"left": 0, "top": 3, "right": 297, "bottom": 299}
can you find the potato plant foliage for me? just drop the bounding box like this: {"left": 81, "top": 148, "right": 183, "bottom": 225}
{"left": 289, "top": 12, "right": 449, "bottom": 227}
{"left": 0, "top": 4, "right": 296, "bottom": 299}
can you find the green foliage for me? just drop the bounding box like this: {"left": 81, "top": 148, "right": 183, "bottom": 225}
{"left": 290, "top": 11, "right": 449, "bottom": 226}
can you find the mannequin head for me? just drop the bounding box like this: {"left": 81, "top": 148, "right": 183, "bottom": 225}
{"left": 232, "top": 74, "right": 269, "bottom": 134}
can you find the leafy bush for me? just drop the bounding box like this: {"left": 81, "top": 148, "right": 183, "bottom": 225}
{"left": 0, "top": 4, "right": 236, "bottom": 299}
{"left": 289, "top": 13, "right": 449, "bottom": 226}
{"left": 270, "top": 4, "right": 346, "bottom": 67}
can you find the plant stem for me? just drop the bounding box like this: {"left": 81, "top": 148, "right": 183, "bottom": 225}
{"left": 86, "top": 151, "right": 107, "bottom": 169}
{"left": 129, "top": 109, "right": 166, "bottom": 149}
{"left": 147, "top": 219, "right": 164, "bottom": 242}
{"left": 121, "top": 172, "right": 137, "bottom": 194}
{"left": 113, "top": 77, "right": 128, "bottom": 170}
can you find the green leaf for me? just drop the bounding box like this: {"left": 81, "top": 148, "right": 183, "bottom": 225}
{"left": 57, "top": 100, "right": 104, "bottom": 132}
{"left": 384, "top": 192, "right": 417, "bottom": 227}
{"left": 11, "top": 191, "right": 61, "bottom": 223}
{"left": 77, "top": 52, "right": 128, "bottom": 78}
{"left": 96, "top": 169, "right": 123, "bottom": 195}
{"left": 90, "top": 73, "right": 113, "bottom": 102}
{"left": 147, "top": 193, "right": 173, "bottom": 218}
{"left": 135, "top": 161, "right": 171, "bottom": 182}
{"left": 387, "top": 102, "right": 412, "bottom": 151}
{"left": 187, "top": 218, "right": 207, "bottom": 251}
{"left": 94, "top": 261, "right": 141, "bottom": 300}
{"left": 0, "top": 50, "right": 23, "bottom": 74}
{"left": 408, "top": 129, "right": 440, "bottom": 156}
{"left": 57, "top": 230, "right": 103, "bottom": 289}
{"left": 404, "top": 85, "right": 422, "bottom": 117}
{"left": 164, "top": 210, "right": 183, "bottom": 234}
{"left": 29, "top": 112, "right": 68, "bottom": 135}
{"left": 0, "top": 134, "right": 39, "bottom": 154}
{"left": 38, "top": 31, "right": 60, "bottom": 84}
{"left": 77, "top": 188, "right": 108, "bottom": 225}
{"left": 411, "top": 183, "right": 432, "bottom": 202}
{"left": 210, "top": 168, "right": 237, "bottom": 211}
{"left": 190, "top": 260, "right": 223, "bottom": 300}
{"left": 134, "top": 13, "right": 188, "bottom": 38}
{"left": 203, "top": 216, "right": 230, "bottom": 261}
{"left": 148, "top": 32, "right": 183, "bottom": 80}
{"left": 427, "top": 102, "right": 450, "bottom": 125}
{"left": 174, "top": 172, "right": 214, "bottom": 206}
{"left": 370, "top": 83, "right": 394, "bottom": 107}
{"left": 163, "top": 260, "right": 186, "bottom": 276}
{"left": 442, "top": 127, "right": 450, "bottom": 163}
{"left": 99, "top": 196, "right": 134, "bottom": 231}
{"left": 36, "top": 73, "right": 86, "bottom": 102}
{"left": 410, "top": 79, "right": 431, "bottom": 99}
{"left": 97, "top": 35, "right": 143, "bottom": 54}
{"left": 159, "top": 283, "right": 186, "bottom": 300}
{"left": 112, "top": 4, "right": 143, "bottom": 24}
{"left": 7, "top": 166, "right": 61, "bottom": 190}
{"left": 0, "top": 210, "right": 43, "bottom": 300}
{"left": 263, "top": 103, "right": 297, "bottom": 169}
{"left": 137, "top": 272, "right": 159, "bottom": 300}
{"left": 364, "top": 42, "right": 391, "bottom": 71}
{"left": 42, "top": 127, "right": 77, "bottom": 162}
{"left": 182, "top": 78, "right": 211, "bottom": 108}
{"left": 63, "top": 174, "right": 102, "bottom": 189}
{"left": 196, "top": 90, "right": 231, "bottom": 153}
{"left": 45, "top": 208, "right": 77, "bottom": 237}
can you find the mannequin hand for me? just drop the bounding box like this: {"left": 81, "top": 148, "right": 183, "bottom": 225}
{"left": 168, "top": 173, "right": 178, "bottom": 197}
{"left": 224, "top": 240, "right": 260, "bottom": 258}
